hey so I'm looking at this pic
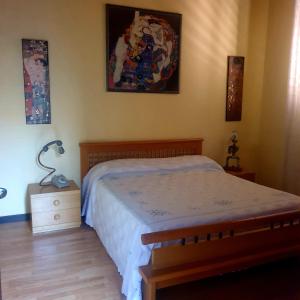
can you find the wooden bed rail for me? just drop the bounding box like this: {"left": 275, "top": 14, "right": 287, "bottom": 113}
{"left": 141, "top": 210, "right": 300, "bottom": 245}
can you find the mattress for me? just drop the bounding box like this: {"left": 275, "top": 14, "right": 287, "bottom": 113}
{"left": 81, "top": 155, "right": 300, "bottom": 300}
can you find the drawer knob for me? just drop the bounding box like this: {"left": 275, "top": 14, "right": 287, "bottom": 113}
{"left": 53, "top": 200, "right": 60, "bottom": 206}
{"left": 54, "top": 214, "right": 61, "bottom": 221}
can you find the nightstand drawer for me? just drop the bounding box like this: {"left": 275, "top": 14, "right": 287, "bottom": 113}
{"left": 32, "top": 208, "right": 81, "bottom": 228}
{"left": 31, "top": 193, "right": 80, "bottom": 213}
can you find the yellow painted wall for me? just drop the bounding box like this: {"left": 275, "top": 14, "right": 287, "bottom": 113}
{"left": 258, "top": 0, "right": 295, "bottom": 189}
{"left": 0, "top": 0, "right": 268, "bottom": 217}
{"left": 239, "top": 0, "right": 269, "bottom": 173}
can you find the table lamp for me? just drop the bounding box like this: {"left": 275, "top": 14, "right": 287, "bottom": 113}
{"left": 224, "top": 131, "right": 242, "bottom": 171}
{"left": 37, "top": 140, "right": 66, "bottom": 186}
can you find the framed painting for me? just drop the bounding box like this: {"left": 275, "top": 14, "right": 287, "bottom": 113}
{"left": 106, "top": 4, "right": 181, "bottom": 93}
{"left": 225, "top": 56, "right": 245, "bottom": 121}
{"left": 22, "top": 39, "right": 51, "bottom": 124}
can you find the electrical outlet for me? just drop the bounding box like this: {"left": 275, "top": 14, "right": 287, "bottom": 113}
{"left": 0, "top": 188, "right": 7, "bottom": 199}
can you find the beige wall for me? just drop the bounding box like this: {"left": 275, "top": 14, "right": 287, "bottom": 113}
{"left": 258, "top": 0, "right": 295, "bottom": 189}
{"left": 238, "top": 0, "right": 269, "bottom": 173}
{"left": 0, "top": 0, "right": 269, "bottom": 217}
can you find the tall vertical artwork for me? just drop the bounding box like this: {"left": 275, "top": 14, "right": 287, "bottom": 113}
{"left": 106, "top": 4, "right": 181, "bottom": 93}
{"left": 22, "top": 39, "right": 51, "bottom": 124}
{"left": 226, "top": 56, "right": 244, "bottom": 121}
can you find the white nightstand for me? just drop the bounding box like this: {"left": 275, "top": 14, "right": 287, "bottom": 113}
{"left": 28, "top": 181, "right": 81, "bottom": 234}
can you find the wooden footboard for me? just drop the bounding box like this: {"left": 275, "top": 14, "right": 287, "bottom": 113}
{"left": 139, "top": 210, "right": 300, "bottom": 300}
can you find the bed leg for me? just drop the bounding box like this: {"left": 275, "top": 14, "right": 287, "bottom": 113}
{"left": 143, "top": 282, "right": 156, "bottom": 300}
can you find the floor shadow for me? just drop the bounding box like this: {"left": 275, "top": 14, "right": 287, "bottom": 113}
{"left": 157, "top": 257, "right": 300, "bottom": 300}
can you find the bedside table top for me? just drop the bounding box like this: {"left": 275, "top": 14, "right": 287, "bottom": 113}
{"left": 225, "top": 170, "right": 255, "bottom": 176}
{"left": 28, "top": 180, "right": 79, "bottom": 196}
{"left": 225, "top": 170, "right": 256, "bottom": 183}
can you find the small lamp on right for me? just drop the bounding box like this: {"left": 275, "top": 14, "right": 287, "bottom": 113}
{"left": 224, "top": 130, "right": 242, "bottom": 172}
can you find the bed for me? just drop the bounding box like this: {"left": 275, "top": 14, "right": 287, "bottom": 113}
{"left": 80, "top": 139, "right": 300, "bottom": 300}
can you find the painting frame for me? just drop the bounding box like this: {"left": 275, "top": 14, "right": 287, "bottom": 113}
{"left": 106, "top": 4, "right": 182, "bottom": 94}
{"left": 225, "top": 56, "right": 245, "bottom": 121}
{"left": 22, "top": 39, "right": 51, "bottom": 125}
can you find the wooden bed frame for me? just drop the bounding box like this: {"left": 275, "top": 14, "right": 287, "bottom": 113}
{"left": 80, "top": 139, "right": 300, "bottom": 300}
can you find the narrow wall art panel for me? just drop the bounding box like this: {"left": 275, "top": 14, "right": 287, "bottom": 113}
{"left": 226, "top": 56, "right": 244, "bottom": 121}
{"left": 106, "top": 4, "right": 181, "bottom": 93}
{"left": 22, "top": 39, "right": 51, "bottom": 124}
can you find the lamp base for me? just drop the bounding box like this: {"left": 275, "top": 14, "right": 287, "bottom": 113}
{"left": 51, "top": 175, "right": 70, "bottom": 188}
{"left": 39, "top": 181, "right": 52, "bottom": 187}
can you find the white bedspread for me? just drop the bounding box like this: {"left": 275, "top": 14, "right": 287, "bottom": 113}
{"left": 81, "top": 156, "right": 300, "bottom": 300}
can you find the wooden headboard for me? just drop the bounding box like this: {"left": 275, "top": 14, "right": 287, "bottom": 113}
{"left": 79, "top": 139, "right": 203, "bottom": 181}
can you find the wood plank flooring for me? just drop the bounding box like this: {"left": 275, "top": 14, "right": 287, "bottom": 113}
{"left": 0, "top": 222, "right": 124, "bottom": 300}
{"left": 1, "top": 221, "right": 300, "bottom": 300}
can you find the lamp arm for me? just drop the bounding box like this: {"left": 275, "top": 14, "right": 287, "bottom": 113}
{"left": 37, "top": 148, "right": 55, "bottom": 171}
{"left": 39, "top": 167, "right": 56, "bottom": 186}
{"left": 38, "top": 147, "right": 56, "bottom": 186}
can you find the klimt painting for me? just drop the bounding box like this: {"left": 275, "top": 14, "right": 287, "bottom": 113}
{"left": 22, "top": 39, "right": 51, "bottom": 124}
{"left": 106, "top": 4, "right": 181, "bottom": 93}
{"left": 226, "top": 56, "right": 244, "bottom": 121}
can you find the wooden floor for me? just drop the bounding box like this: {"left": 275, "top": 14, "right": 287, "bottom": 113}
{"left": 1, "top": 221, "right": 300, "bottom": 300}
{"left": 0, "top": 222, "right": 124, "bottom": 300}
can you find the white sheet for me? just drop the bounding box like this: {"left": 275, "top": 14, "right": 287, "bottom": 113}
{"left": 82, "top": 156, "right": 300, "bottom": 300}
